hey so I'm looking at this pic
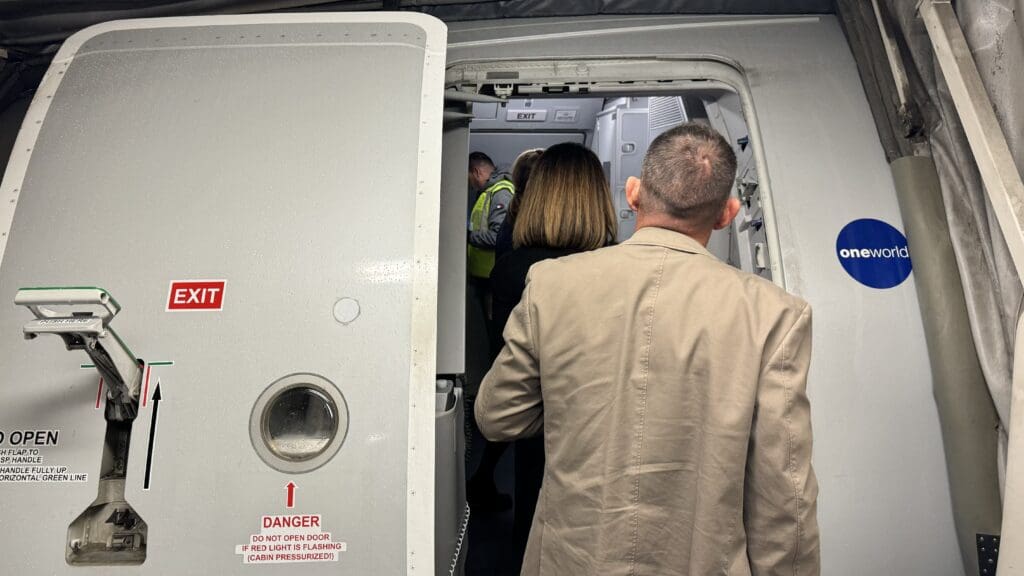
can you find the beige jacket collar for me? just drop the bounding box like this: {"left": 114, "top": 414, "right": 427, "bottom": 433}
{"left": 623, "top": 226, "right": 716, "bottom": 259}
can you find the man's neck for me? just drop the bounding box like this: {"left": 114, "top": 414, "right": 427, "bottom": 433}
{"left": 634, "top": 213, "right": 712, "bottom": 246}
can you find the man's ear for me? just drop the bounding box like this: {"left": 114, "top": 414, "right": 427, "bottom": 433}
{"left": 713, "top": 197, "right": 742, "bottom": 230}
{"left": 469, "top": 166, "right": 483, "bottom": 187}
{"left": 626, "top": 176, "right": 642, "bottom": 211}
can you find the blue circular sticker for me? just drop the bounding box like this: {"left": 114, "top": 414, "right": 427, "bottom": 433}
{"left": 836, "top": 219, "right": 912, "bottom": 289}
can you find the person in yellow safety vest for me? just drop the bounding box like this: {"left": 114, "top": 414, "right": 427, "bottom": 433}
{"left": 468, "top": 152, "right": 515, "bottom": 280}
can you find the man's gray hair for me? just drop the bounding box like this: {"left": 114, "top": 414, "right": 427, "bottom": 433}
{"left": 641, "top": 123, "right": 737, "bottom": 226}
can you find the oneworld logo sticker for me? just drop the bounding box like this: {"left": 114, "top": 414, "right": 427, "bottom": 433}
{"left": 836, "top": 219, "right": 912, "bottom": 289}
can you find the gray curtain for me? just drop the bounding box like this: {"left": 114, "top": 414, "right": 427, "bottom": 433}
{"left": 887, "top": 0, "right": 1024, "bottom": 487}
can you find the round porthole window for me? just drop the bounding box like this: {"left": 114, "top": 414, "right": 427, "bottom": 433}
{"left": 250, "top": 374, "right": 348, "bottom": 473}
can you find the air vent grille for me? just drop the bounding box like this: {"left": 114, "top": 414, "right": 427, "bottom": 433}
{"left": 648, "top": 96, "right": 687, "bottom": 132}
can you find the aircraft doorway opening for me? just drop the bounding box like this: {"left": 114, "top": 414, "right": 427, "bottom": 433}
{"left": 469, "top": 92, "right": 769, "bottom": 273}
{"left": 452, "top": 87, "right": 768, "bottom": 576}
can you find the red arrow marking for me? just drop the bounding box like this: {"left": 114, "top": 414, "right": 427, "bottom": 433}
{"left": 142, "top": 365, "right": 153, "bottom": 407}
{"left": 286, "top": 482, "right": 296, "bottom": 509}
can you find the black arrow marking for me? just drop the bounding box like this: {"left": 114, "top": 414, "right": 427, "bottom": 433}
{"left": 143, "top": 381, "right": 162, "bottom": 491}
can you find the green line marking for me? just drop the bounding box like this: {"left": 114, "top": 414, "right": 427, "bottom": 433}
{"left": 17, "top": 286, "right": 121, "bottom": 309}
{"left": 19, "top": 286, "right": 103, "bottom": 291}
{"left": 81, "top": 360, "right": 174, "bottom": 369}
{"left": 111, "top": 330, "right": 136, "bottom": 360}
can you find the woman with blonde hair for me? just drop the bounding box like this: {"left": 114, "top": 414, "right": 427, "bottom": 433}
{"left": 489, "top": 141, "right": 616, "bottom": 571}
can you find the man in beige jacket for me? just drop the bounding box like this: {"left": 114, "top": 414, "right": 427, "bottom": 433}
{"left": 476, "top": 122, "right": 819, "bottom": 575}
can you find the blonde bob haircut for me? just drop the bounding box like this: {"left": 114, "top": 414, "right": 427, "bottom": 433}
{"left": 513, "top": 142, "right": 617, "bottom": 251}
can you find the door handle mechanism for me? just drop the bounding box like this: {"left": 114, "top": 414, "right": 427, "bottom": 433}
{"left": 15, "top": 287, "right": 142, "bottom": 421}
{"left": 14, "top": 287, "right": 149, "bottom": 564}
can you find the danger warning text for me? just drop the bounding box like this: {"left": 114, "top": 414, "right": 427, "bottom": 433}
{"left": 235, "top": 514, "right": 347, "bottom": 565}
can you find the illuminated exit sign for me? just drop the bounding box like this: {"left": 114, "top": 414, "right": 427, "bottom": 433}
{"left": 506, "top": 109, "right": 547, "bottom": 122}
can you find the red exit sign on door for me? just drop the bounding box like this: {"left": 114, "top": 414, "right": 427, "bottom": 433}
{"left": 167, "top": 280, "right": 226, "bottom": 311}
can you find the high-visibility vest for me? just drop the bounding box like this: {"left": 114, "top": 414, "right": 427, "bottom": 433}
{"left": 468, "top": 179, "right": 514, "bottom": 278}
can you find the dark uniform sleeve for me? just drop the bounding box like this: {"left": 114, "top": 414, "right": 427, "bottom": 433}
{"left": 475, "top": 270, "right": 543, "bottom": 441}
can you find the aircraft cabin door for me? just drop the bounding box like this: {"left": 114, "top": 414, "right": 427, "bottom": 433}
{"left": 0, "top": 14, "right": 448, "bottom": 576}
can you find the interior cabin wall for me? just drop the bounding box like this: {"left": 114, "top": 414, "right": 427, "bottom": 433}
{"left": 593, "top": 96, "right": 650, "bottom": 243}
{"left": 468, "top": 96, "right": 599, "bottom": 166}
